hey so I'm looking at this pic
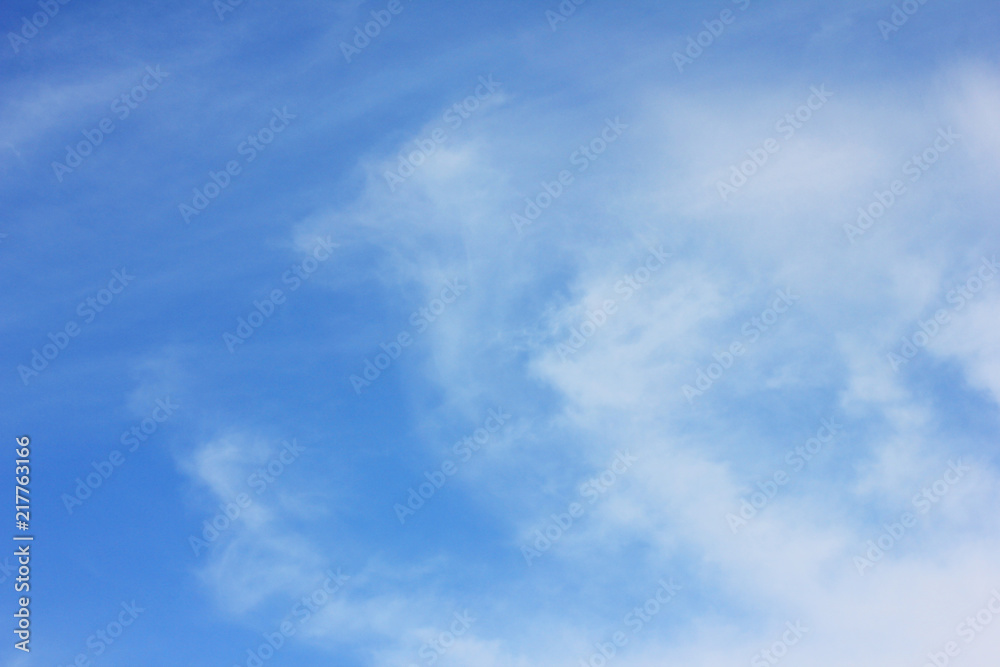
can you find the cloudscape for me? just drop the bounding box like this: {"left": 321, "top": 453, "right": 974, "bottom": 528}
{"left": 1, "top": 0, "right": 999, "bottom": 665}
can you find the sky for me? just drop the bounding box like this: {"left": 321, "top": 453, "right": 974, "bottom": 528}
{"left": 1, "top": 0, "right": 999, "bottom": 665}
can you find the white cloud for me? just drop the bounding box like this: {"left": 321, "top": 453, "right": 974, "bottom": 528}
{"left": 190, "top": 55, "right": 1000, "bottom": 665}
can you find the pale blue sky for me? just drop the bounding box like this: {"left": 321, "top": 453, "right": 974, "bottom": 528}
{"left": 2, "top": 1, "right": 999, "bottom": 665}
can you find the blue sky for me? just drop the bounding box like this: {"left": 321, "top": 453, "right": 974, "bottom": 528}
{"left": 2, "top": 0, "right": 1000, "bottom": 665}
